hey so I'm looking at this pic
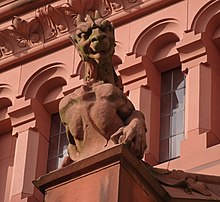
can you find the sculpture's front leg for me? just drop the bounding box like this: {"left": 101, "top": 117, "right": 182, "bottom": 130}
{"left": 110, "top": 110, "right": 147, "bottom": 159}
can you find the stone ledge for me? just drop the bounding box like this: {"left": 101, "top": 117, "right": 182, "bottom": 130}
{"left": 33, "top": 144, "right": 220, "bottom": 202}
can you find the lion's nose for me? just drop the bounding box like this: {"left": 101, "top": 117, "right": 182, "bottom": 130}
{"left": 91, "top": 29, "right": 107, "bottom": 43}
{"left": 91, "top": 34, "right": 107, "bottom": 43}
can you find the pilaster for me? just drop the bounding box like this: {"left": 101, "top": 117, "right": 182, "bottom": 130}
{"left": 8, "top": 98, "right": 51, "bottom": 202}
{"left": 118, "top": 54, "right": 148, "bottom": 93}
{"left": 119, "top": 54, "right": 160, "bottom": 164}
{"left": 177, "top": 31, "right": 212, "bottom": 138}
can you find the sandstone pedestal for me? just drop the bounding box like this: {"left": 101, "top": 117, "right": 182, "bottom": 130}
{"left": 33, "top": 144, "right": 220, "bottom": 202}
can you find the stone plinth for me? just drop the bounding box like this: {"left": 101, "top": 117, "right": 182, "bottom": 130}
{"left": 33, "top": 144, "right": 220, "bottom": 202}
{"left": 33, "top": 144, "right": 166, "bottom": 202}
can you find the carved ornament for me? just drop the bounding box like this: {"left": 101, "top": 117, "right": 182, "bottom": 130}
{"left": 0, "top": 0, "right": 141, "bottom": 60}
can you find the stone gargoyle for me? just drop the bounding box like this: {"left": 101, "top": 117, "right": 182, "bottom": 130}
{"left": 59, "top": 11, "right": 147, "bottom": 165}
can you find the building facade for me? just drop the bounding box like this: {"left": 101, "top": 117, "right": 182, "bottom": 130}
{"left": 0, "top": 0, "right": 220, "bottom": 201}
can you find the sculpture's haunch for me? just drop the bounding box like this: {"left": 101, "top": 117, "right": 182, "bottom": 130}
{"left": 59, "top": 11, "right": 147, "bottom": 164}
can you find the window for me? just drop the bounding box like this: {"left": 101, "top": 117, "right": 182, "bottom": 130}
{"left": 159, "top": 67, "right": 185, "bottom": 162}
{"left": 47, "top": 113, "right": 68, "bottom": 172}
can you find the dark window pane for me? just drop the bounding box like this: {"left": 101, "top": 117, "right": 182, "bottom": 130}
{"left": 161, "top": 71, "right": 172, "bottom": 94}
{"left": 170, "top": 133, "right": 184, "bottom": 158}
{"left": 173, "top": 68, "right": 185, "bottom": 90}
{"left": 171, "top": 111, "right": 184, "bottom": 136}
{"left": 172, "top": 89, "right": 185, "bottom": 113}
{"left": 160, "top": 139, "right": 169, "bottom": 162}
{"left": 47, "top": 158, "right": 58, "bottom": 173}
{"left": 161, "top": 94, "right": 171, "bottom": 116}
{"left": 160, "top": 116, "right": 170, "bottom": 140}
{"left": 50, "top": 114, "right": 60, "bottom": 136}
{"left": 61, "top": 122, "right": 65, "bottom": 132}
{"left": 160, "top": 67, "right": 185, "bottom": 162}
{"left": 48, "top": 136, "right": 59, "bottom": 159}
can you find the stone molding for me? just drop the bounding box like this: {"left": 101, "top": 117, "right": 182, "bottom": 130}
{"left": 34, "top": 144, "right": 220, "bottom": 201}
{"left": 118, "top": 54, "right": 148, "bottom": 92}
{"left": 177, "top": 31, "right": 220, "bottom": 72}
{"left": 8, "top": 98, "right": 51, "bottom": 137}
{"left": 177, "top": 32, "right": 208, "bottom": 72}
{"left": 0, "top": 0, "right": 141, "bottom": 60}
{"left": 0, "top": 0, "right": 181, "bottom": 71}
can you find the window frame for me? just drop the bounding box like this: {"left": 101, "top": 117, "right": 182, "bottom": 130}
{"left": 159, "top": 67, "right": 186, "bottom": 163}
{"left": 47, "top": 113, "right": 68, "bottom": 173}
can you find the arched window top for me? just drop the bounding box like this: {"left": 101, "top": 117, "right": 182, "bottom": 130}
{"left": 190, "top": 0, "right": 220, "bottom": 37}
{"left": 21, "top": 63, "right": 68, "bottom": 103}
{"left": 133, "top": 18, "right": 182, "bottom": 58}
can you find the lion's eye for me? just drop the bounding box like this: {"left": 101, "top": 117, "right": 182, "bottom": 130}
{"left": 81, "top": 33, "right": 86, "bottom": 38}
{"left": 84, "top": 28, "right": 92, "bottom": 39}
{"left": 77, "top": 29, "right": 92, "bottom": 40}
{"left": 77, "top": 33, "right": 83, "bottom": 38}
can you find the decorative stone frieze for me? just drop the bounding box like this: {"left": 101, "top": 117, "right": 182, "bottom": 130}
{"left": 0, "top": 0, "right": 142, "bottom": 60}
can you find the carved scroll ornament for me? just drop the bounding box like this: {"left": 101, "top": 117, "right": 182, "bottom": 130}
{"left": 0, "top": 0, "right": 140, "bottom": 59}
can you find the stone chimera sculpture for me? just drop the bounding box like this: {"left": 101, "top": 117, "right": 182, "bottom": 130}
{"left": 36, "top": 12, "right": 220, "bottom": 200}
{"left": 59, "top": 11, "right": 147, "bottom": 164}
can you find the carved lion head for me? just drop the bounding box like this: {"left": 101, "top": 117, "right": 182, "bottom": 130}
{"left": 70, "top": 11, "right": 115, "bottom": 65}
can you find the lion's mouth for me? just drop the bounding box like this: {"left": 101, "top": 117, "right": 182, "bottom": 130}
{"left": 89, "top": 47, "right": 108, "bottom": 58}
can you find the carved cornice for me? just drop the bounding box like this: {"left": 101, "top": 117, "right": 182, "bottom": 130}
{"left": 0, "top": 0, "right": 57, "bottom": 23}
{"left": 177, "top": 31, "right": 220, "bottom": 74}
{"left": 8, "top": 98, "right": 50, "bottom": 137}
{"left": 118, "top": 54, "right": 148, "bottom": 92}
{"left": 0, "top": 0, "right": 141, "bottom": 60}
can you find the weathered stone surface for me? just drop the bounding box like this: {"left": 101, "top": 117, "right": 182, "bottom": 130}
{"left": 59, "top": 11, "right": 147, "bottom": 163}
{"left": 33, "top": 145, "right": 165, "bottom": 202}
{"left": 33, "top": 144, "right": 220, "bottom": 202}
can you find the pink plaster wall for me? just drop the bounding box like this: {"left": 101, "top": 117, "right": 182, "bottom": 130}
{"left": 1, "top": 0, "right": 220, "bottom": 201}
